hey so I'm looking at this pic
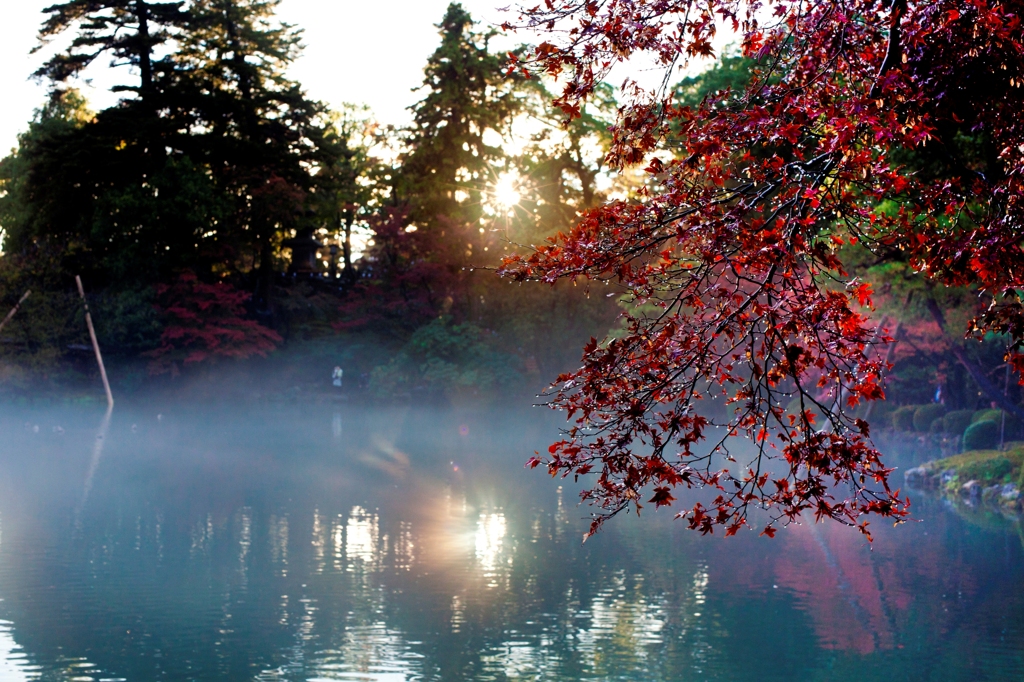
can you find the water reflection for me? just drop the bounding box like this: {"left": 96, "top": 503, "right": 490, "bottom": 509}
{"left": 0, "top": 620, "right": 36, "bottom": 680}
{"left": 0, "top": 404, "right": 1021, "bottom": 681}
{"left": 474, "top": 512, "right": 507, "bottom": 584}
{"left": 345, "top": 507, "right": 379, "bottom": 567}
{"left": 75, "top": 404, "right": 112, "bottom": 529}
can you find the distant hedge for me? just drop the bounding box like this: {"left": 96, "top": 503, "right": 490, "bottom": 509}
{"left": 972, "top": 409, "right": 1022, "bottom": 439}
{"left": 914, "top": 404, "right": 946, "bottom": 433}
{"left": 941, "top": 410, "right": 975, "bottom": 435}
{"left": 892, "top": 405, "right": 918, "bottom": 432}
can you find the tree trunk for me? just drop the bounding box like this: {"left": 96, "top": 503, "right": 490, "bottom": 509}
{"left": 342, "top": 209, "right": 354, "bottom": 284}
{"left": 136, "top": 0, "right": 153, "bottom": 95}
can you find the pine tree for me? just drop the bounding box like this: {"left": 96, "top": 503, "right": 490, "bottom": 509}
{"left": 512, "top": 80, "right": 616, "bottom": 241}
{"left": 34, "top": 0, "right": 188, "bottom": 99}
{"left": 400, "top": 3, "right": 524, "bottom": 234}
{"left": 8, "top": 0, "right": 341, "bottom": 295}
{"left": 172, "top": 0, "right": 339, "bottom": 306}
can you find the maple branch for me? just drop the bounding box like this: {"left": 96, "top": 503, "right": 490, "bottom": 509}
{"left": 870, "top": 0, "right": 907, "bottom": 99}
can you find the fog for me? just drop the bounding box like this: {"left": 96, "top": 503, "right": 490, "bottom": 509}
{"left": 0, "top": 402, "right": 1022, "bottom": 681}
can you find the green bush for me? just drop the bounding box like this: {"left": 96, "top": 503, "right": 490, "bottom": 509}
{"left": 914, "top": 404, "right": 946, "bottom": 432}
{"left": 929, "top": 417, "right": 944, "bottom": 433}
{"left": 941, "top": 409, "right": 975, "bottom": 435}
{"left": 963, "top": 420, "right": 999, "bottom": 451}
{"left": 369, "top": 318, "right": 522, "bottom": 399}
{"left": 973, "top": 408, "right": 1002, "bottom": 424}
{"left": 871, "top": 400, "right": 896, "bottom": 421}
{"left": 891, "top": 405, "right": 918, "bottom": 432}
{"left": 0, "top": 288, "right": 81, "bottom": 379}
{"left": 971, "top": 409, "right": 1022, "bottom": 438}
{"left": 91, "top": 287, "right": 162, "bottom": 355}
{"left": 369, "top": 358, "right": 410, "bottom": 398}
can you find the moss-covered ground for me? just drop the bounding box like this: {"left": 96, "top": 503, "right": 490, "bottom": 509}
{"left": 907, "top": 443, "right": 1024, "bottom": 513}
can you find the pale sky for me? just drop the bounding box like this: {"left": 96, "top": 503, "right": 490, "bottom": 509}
{"left": 0, "top": 1, "right": 725, "bottom": 156}
{"left": 0, "top": 0, "right": 522, "bottom": 154}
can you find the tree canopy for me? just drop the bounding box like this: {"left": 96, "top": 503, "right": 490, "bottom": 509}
{"left": 0, "top": 2, "right": 616, "bottom": 386}
{"left": 501, "top": 0, "right": 1024, "bottom": 538}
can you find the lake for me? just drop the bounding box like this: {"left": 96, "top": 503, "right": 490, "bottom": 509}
{"left": 0, "top": 402, "right": 1022, "bottom": 681}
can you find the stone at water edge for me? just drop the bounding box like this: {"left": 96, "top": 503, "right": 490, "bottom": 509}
{"left": 961, "top": 480, "right": 983, "bottom": 499}
{"left": 1001, "top": 483, "right": 1021, "bottom": 501}
{"left": 904, "top": 466, "right": 933, "bottom": 488}
{"left": 984, "top": 484, "right": 1004, "bottom": 500}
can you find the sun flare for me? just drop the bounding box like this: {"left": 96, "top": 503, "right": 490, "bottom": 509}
{"left": 493, "top": 173, "right": 521, "bottom": 210}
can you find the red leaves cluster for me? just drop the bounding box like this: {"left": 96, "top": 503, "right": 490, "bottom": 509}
{"left": 502, "top": 0, "right": 1024, "bottom": 538}
{"left": 148, "top": 271, "right": 282, "bottom": 373}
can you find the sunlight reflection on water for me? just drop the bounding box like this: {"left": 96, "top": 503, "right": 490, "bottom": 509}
{"left": 0, "top": 620, "right": 35, "bottom": 681}
{"left": 474, "top": 511, "right": 507, "bottom": 582}
{"left": 0, "top": 405, "right": 1022, "bottom": 681}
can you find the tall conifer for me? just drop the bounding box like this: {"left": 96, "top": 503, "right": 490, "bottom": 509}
{"left": 400, "top": 3, "right": 524, "bottom": 234}
{"left": 34, "top": 0, "right": 188, "bottom": 99}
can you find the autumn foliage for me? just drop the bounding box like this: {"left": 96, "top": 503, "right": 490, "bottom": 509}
{"left": 148, "top": 271, "right": 282, "bottom": 373}
{"left": 501, "top": 0, "right": 1024, "bottom": 538}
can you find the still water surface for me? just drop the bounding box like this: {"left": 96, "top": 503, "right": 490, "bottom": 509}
{"left": 0, "top": 403, "right": 1022, "bottom": 681}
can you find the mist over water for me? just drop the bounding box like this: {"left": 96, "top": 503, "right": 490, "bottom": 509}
{"left": 0, "top": 402, "right": 1021, "bottom": 681}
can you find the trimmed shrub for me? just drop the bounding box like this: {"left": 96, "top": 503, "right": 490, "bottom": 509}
{"left": 972, "top": 409, "right": 1023, "bottom": 439}
{"left": 941, "top": 409, "right": 975, "bottom": 435}
{"left": 973, "top": 408, "right": 1002, "bottom": 424}
{"left": 963, "top": 420, "right": 999, "bottom": 452}
{"left": 914, "top": 404, "right": 947, "bottom": 433}
{"left": 891, "top": 405, "right": 918, "bottom": 432}
{"left": 930, "top": 417, "right": 944, "bottom": 433}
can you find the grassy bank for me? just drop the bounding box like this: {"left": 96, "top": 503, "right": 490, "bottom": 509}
{"left": 904, "top": 444, "right": 1024, "bottom": 511}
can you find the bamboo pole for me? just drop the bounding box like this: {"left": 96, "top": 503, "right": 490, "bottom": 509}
{"left": 75, "top": 276, "right": 114, "bottom": 408}
{"left": 0, "top": 290, "right": 30, "bottom": 335}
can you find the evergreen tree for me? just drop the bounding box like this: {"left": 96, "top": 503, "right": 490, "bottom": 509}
{"left": 310, "top": 107, "right": 385, "bottom": 285}
{"left": 399, "top": 3, "right": 524, "bottom": 236}
{"left": 6, "top": 0, "right": 342, "bottom": 297}
{"left": 19, "top": 1, "right": 220, "bottom": 285}
{"left": 174, "top": 0, "right": 338, "bottom": 304}
{"left": 511, "top": 80, "right": 616, "bottom": 241}
{"left": 34, "top": 0, "right": 188, "bottom": 100}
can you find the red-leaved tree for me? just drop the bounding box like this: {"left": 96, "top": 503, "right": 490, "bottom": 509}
{"left": 499, "top": 0, "right": 1024, "bottom": 538}
{"left": 334, "top": 207, "right": 461, "bottom": 334}
{"left": 149, "top": 271, "right": 283, "bottom": 373}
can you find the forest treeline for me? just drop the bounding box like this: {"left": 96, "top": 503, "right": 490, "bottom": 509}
{"left": 0, "top": 1, "right": 623, "bottom": 398}
{"left": 0, "top": 0, "right": 1020, "bottom": 435}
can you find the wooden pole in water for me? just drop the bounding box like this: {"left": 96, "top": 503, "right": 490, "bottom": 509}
{"left": 0, "top": 290, "right": 30, "bottom": 335}
{"left": 75, "top": 276, "right": 114, "bottom": 408}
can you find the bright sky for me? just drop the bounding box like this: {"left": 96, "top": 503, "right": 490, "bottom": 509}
{"left": 0, "top": 1, "right": 727, "bottom": 156}
{"left": 0, "top": 0, "right": 521, "bottom": 154}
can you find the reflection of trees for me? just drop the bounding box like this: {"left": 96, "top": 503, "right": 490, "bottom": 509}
{"left": 2, "top": 407, "right": 1024, "bottom": 680}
